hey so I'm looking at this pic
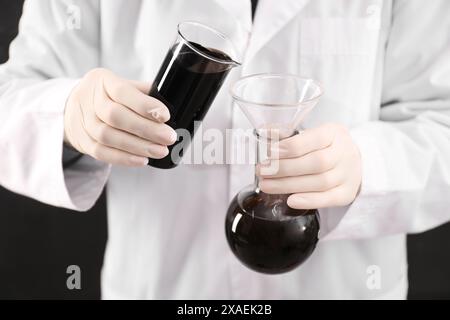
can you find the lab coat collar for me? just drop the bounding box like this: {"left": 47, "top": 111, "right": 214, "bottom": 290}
{"left": 209, "top": 0, "right": 311, "bottom": 64}
{"left": 212, "top": 0, "right": 253, "bottom": 33}
{"left": 245, "top": 0, "right": 311, "bottom": 62}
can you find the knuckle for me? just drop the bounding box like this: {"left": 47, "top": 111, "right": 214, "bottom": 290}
{"left": 95, "top": 124, "right": 111, "bottom": 144}
{"left": 332, "top": 187, "right": 352, "bottom": 207}
{"left": 85, "top": 67, "right": 108, "bottom": 80}
{"left": 102, "top": 102, "right": 120, "bottom": 126}
{"left": 110, "top": 83, "right": 129, "bottom": 99}
{"left": 76, "top": 139, "right": 89, "bottom": 155}
{"left": 325, "top": 122, "right": 340, "bottom": 132}
{"left": 319, "top": 171, "right": 336, "bottom": 189}
{"left": 316, "top": 130, "right": 331, "bottom": 147}
{"left": 321, "top": 196, "right": 334, "bottom": 208}
{"left": 90, "top": 143, "right": 103, "bottom": 160}
{"left": 314, "top": 151, "right": 333, "bottom": 170}
{"left": 322, "top": 123, "right": 343, "bottom": 139}
{"left": 330, "top": 123, "right": 348, "bottom": 139}
{"left": 83, "top": 119, "right": 97, "bottom": 138}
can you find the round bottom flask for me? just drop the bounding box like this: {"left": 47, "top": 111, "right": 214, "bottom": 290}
{"left": 225, "top": 186, "right": 320, "bottom": 274}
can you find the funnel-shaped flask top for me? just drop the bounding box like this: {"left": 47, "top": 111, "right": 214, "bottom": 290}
{"left": 231, "top": 74, "right": 323, "bottom": 137}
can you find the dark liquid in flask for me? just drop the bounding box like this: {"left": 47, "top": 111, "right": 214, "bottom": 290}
{"left": 225, "top": 189, "right": 320, "bottom": 274}
{"left": 148, "top": 41, "right": 234, "bottom": 169}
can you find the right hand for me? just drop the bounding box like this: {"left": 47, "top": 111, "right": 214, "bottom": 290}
{"left": 64, "top": 68, "right": 177, "bottom": 167}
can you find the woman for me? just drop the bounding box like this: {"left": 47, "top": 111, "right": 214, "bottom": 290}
{"left": 0, "top": 0, "right": 449, "bottom": 299}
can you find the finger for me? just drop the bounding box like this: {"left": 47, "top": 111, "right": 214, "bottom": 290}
{"left": 259, "top": 169, "right": 342, "bottom": 194}
{"left": 95, "top": 99, "right": 177, "bottom": 146}
{"left": 90, "top": 142, "right": 150, "bottom": 167}
{"left": 85, "top": 118, "right": 169, "bottom": 159}
{"left": 76, "top": 116, "right": 149, "bottom": 167}
{"left": 127, "top": 80, "right": 172, "bottom": 123}
{"left": 271, "top": 124, "right": 337, "bottom": 159}
{"left": 128, "top": 80, "right": 151, "bottom": 94}
{"left": 258, "top": 146, "right": 339, "bottom": 178}
{"left": 103, "top": 74, "right": 170, "bottom": 123}
{"left": 287, "top": 186, "right": 352, "bottom": 210}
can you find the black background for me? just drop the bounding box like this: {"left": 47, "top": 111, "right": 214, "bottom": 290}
{"left": 0, "top": 0, "right": 449, "bottom": 300}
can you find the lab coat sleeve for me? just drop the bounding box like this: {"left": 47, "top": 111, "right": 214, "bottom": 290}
{"left": 0, "top": 0, "right": 110, "bottom": 211}
{"left": 321, "top": 0, "right": 450, "bottom": 240}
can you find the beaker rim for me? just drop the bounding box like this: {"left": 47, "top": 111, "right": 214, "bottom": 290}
{"left": 177, "top": 21, "right": 242, "bottom": 67}
{"left": 231, "top": 73, "right": 324, "bottom": 108}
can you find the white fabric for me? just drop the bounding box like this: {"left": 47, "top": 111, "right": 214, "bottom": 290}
{"left": 1, "top": 0, "right": 449, "bottom": 299}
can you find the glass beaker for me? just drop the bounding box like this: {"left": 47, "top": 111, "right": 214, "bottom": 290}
{"left": 225, "top": 74, "right": 324, "bottom": 274}
{"left": 148, "top": 21, "right": 242, "bottom": 169}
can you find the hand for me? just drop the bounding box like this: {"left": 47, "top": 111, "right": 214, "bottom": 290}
{"left": 64, "top": 68, "right": 177, "bottom": 166}
{"left": 257, "top": 123, "right": 362, "bottom": 209}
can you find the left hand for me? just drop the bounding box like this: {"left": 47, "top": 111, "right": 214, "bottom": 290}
{"left": 257, "top": 123, "right": 362, "bottom": 210}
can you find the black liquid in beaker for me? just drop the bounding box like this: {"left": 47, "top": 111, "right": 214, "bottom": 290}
{"left": 148, "top": 41, "right": 234, "bottom": 169}
{"left": 225, "top": 188, "right": 320, "bottom": 274}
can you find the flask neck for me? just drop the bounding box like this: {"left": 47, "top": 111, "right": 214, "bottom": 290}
{"left": 253, "top": 129, "right": 298, "bottom": 200}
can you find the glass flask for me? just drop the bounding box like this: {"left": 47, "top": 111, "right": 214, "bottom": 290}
{"left": 148, "top": 21, "right": 242, "bottom": 169}
{"left": 225, "top": 74, "right": 324, "bottom": 274}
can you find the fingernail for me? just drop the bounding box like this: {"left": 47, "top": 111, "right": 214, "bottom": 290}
{"left": 129, "top": 155, "right": 149, "bottom": 166}
{"left": 157, "top": 128, "right": 177, "bottom": 145}
{"left": 288, "top": 196, "right": 307, "bottom": 208}
{"left": 167, "top": 130, "right": 178, "bottom": 144}
{"left": 148, "top": 108, "right": 163, "bottom": 122}
{"left": 147, "top": 144, "right": 168, "bottom": 158}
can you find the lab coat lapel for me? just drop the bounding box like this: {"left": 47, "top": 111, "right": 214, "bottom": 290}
{"left": 212, "top": 0, "right": 253, "bottom": 34}
{"left": 245, "top": 0, "right": 311, "bottom": 62}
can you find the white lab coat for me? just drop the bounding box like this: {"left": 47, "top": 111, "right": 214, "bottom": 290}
{"left": 0, "top": 0, "right": 449, "bottom": 299}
